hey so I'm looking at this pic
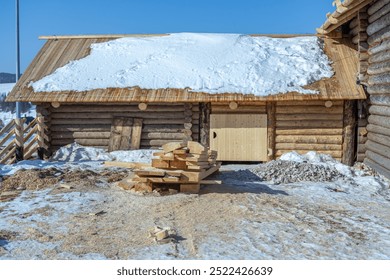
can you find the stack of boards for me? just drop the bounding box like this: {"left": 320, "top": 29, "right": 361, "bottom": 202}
{"left": 132, "top": 141, "right": 221, "bottom": 194}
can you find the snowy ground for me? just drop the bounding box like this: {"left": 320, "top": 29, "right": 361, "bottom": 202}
{"left": 0, "top": 146, "right": 389, "bottom": 260}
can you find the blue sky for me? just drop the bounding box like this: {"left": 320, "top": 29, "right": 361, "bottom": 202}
{"left": 0, "top": 0, "right": 333, "bottom": 74}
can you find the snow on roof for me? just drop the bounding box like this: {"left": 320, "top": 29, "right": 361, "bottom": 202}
{"left": 31, "top": 33, "right": 333, "bottom": 96}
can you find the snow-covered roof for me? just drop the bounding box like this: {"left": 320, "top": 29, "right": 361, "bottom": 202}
{"left": 7, "top": 34, "right": 366, "bottom": 103}
{"left": 30, "top": 34, "right": 333, "bottom": 96}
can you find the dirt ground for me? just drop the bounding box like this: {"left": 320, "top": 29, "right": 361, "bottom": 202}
{"left": 1, "top": 163, "right": 390, "bottom": 260}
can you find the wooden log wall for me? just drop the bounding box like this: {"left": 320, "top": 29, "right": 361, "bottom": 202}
{"left": 357, "top": 100, "right": 369, "bottom": 162}
{"left": 44, "top": 103, "right": 200, "bottom": 151}
{"left": 364, "top": 0, "right": 390, "bottom": 178}
{"left": 274, "top": 100, "right": 346, "bottom": 162}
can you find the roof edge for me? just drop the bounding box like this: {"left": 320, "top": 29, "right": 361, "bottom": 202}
{"left": 39, "top": 33, "right": 320, "bottom": 40}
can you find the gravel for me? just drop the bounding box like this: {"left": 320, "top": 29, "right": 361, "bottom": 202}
{"left": 250, "top": 160, "right": 345, "bottom": 184}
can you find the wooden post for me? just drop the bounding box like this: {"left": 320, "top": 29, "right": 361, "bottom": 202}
{"left": 199, "top": 102, "right": 211, "bottom": 148}
{"left": 266, "top": 102, "right": 276, "bottom": 161}
{"left": 14, "top": 118, "right": 25, "bottom": 161}
{"left": 342, "top": 100, "right": 357, "bottom": 166}
{"left": 183, "top": 103, "right": 193, "bottom": 143}
{"left": 36, "top": 116, "right": 48, "bottom": 159}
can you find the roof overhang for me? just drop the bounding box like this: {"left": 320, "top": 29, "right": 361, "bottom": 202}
{"left": 6, "top": 34, "right": 366, "bottom": 103}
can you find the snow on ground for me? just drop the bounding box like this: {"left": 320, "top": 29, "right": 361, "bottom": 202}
{"left": 0, "top": 147, "right": 389, "bottom": 260}
{"left": 31, "top": 33, "right": 333, "bottom": 95}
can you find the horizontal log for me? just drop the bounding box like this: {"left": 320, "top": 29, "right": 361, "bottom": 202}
{"left": 211, "top": 105, "right": 266, "bottom": 113}
{"left": 358, "top": 143, "right": 367, "bottom": 154}
{"left": 276, "top": 113, "right": 343, "bottom": 121}
{"left": 367, "top": 10, "right": 390, "bottom": 36}
{"left": 367, "top": 27, "right": 390, "bottom": 46}
{"left": 367, "top": 60, "right": 390, "bottom": 75}
{"left": 50, "top": 124, "right": 112, "bottom": 132}
{"left": 367, "top": 0, "right": 390, "bottom": 16}
{"left": 369, "top": 105, "right": 390, "bottom": 117}
{"left": 276, "top": 128, "right": 343, "bottom": 135}
{"left": 368, "top": 73, "right": 390, "bottom": 85}
{"left": 275, "top": 150, "right": 342, "bottom": 158}
{"left": 141, "top": 132, "right": 186, "bottom": 140}
{"left": 359, "top": 41, "right": 369, "bottom": 52}
{"left": 368, "top": 38, "right": 390, "bottom": 55}
{"left": 369, "top": 2, "right": 390, "bottom": 24}
{"left": 275, "top": 135, "right": 342, "bottom": 144}
{"left": 51, "top": 112, "right": 185, "bottom": 119}
{"left": 51, "top": 132, "right": 111, "bottom": 139}
{"left": 51, "top": 105, "right": 187, "bottom": 113}
{"left": 369, "top": 95, "right": 390, "bottom": 105}
{"left": 367, "top": 84, "right": 390, "bottom": 95}
{"left": 275, "top": 143, "right": 342, "bottom": 151}
{"left": 368, "top": 115, "right": 390, "bottom": 129}
{"left": 276, "top": 100, "right": 343, "bottom": 106}
{"left": 142, "top": 124, "right": 185, "bottom": 133}
{"left": 143, "top": 118, "right": 187, "bottom": 125}
{"left": 364, "top": 158, "right": 390, "bottom": 178}
{"left": 365, "top": 150, "right": 390, "bottom": 174}
{"left": 276, "top": 120, "right": 343, "bottom": 128}
{"left": 276, "top": 106, "right": 343, "bottom": 114}
{"left": 366, "top": 140, "right": 390, "bottom": 159}
{"left": 349, "top": 17, "right": 359, "bottom": 29}
{"left": 367, "top": 123, "right": 390, "bottom": 137}
{"left": 140, "top": 139, "right": 182, "bottom": 147}
{"left": 367, "top": 132, "right": 390, "bottom": 148}
{"left": 368, "top": 49, "right": 390, "bottom": 63}
{"left": 51, "top": 139, "right": 110, "bottom": 146}
{"left": 50, "top": 119, "right": 113, "bottom": 125}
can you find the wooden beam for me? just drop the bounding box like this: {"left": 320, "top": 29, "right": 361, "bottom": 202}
{"left": 342, "top": 100, "right": 357, "bottom": 165}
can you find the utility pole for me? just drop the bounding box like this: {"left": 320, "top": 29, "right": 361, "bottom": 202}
{"left": 15, "top": 0, "right": 21, "bottom": 119}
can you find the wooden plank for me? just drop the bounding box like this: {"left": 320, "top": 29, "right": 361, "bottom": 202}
{"left": 135, "top": 169, "right": 166, "bottom": 177}
{"left": 276, "top": 114, "right": 343, "bottom": 121}
{"left": 130, "top": 118, "right": 143, "bottom": 150}
{"left": 162, "top": 142, "right": 185, "bottom": 153}
{"left": 210, "top": 114, "right": 267, "bottom": 161}
{"left": 187, "top": 141, "right": 206, "bottom": 154}
{"left": 103, "top": 161, "right": 151, "bottom": 169}
{"left": 342, "top": 101, "right": 357, "bottom": 165}
{"left": 108, "top": 117, "right": 133, "bottom": 152}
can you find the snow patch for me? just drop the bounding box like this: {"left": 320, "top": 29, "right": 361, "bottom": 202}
{"left": 31, "top": 33, "right": 333, "bottom": 96}
{"left": 51, "top": 142, "right": 157, "bottom": 163}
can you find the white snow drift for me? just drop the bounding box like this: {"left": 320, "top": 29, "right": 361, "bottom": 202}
{"left": 31, "top": 33, "right": 333, "bottom": 95}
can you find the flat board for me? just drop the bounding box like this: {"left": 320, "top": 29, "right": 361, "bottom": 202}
{"left": 210, "top": 114, "right": 267, "bottom": 161}
{"left": 108, "top": 117, "right": 133, "bottom": 152}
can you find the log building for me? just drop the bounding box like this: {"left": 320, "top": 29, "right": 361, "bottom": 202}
{"left": 318, "top": 0, "right": 390, "bottom": 178}
{"left": 7, "top": 34, "right": 366, "bottom": 165}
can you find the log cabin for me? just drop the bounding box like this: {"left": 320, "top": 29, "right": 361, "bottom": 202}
{"left": 318, "top": 0, "right": 390, "bottom": 178}
{"left": 6, "top": 33, "right": 366, "bottom": 166}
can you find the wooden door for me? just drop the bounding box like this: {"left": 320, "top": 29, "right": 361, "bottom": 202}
{"left": 108, "top": 117, "right": 143, "bottom": 152}
{"left": 210, "top": 114, "right": 267, "bottom": 161}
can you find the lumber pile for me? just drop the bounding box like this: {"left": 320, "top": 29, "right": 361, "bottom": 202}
{"left": 131, "top": 141, "right": 221, "bottom": 194}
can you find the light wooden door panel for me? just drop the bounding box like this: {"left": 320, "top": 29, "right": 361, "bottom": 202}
{"left": 210, "top": 114, "right": 267, "bottom": 161}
